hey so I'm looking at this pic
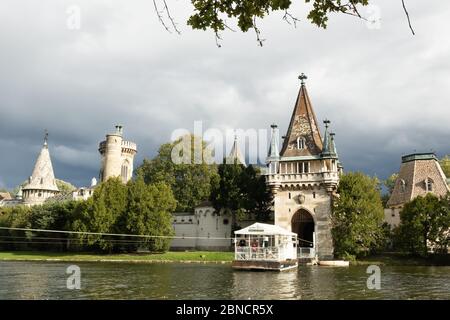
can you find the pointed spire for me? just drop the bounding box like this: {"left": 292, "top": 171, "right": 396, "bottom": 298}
{"left": 23, "top": 131, "right": 59, "bottom": 192}
{"left": 330, "top": 132, "right": 338, "bottom": 156}
{"left": 267, "top": 124, "right": 280, "bottom": 161}
{"left": 280, "top": 74, "right": 323, "bottom": 157}
{"left": 226, "top": 133, "right": 246, "bottom": 166}
{"left": 321, "top": 120, "right": 337, "bottom": 159}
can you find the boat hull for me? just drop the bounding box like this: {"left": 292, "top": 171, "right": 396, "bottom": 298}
{"left": 232, "top": 259, "right": 298, "bottom": 271}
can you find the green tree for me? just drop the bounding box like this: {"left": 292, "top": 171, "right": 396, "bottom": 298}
{"left": 136, "top": 135, "right": 218, "bottom": 212}
{"left": 72, "top": 178, "right": 127, "bottom": 252}
{"left": 210, "top": 162, "right": 273, "bottom": 229}
{"left": 210, "top": 161, "right": 245, "bottom": 229}
{"left": 439, "top": 155, "right": 450, "bottom": 178}
{"left": 124, "top": 177, "right": 177, "bottom": 252}
{"left": 394, "top": 193, "right": 450, "bottom": 256}
{"left": 382, "top": 173, "right": 398, "bottom": 206}
{"left": 331, "top": 172, "right": 386, "bottom": 259}
{"left": 384, "top": 173, "right": 399, "bottom": 195}
{"left": 0, "top": 205, "right": 31, "bottom": 251}
{"left": 55, "top": 179, "right": 76, "bottom": 195}
{"left": 240, "top": 165, "right": 273, "bottom": 222}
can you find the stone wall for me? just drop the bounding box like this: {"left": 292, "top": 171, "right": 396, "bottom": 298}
{"left": 274, "top": 186, "right": 334, "bottom": 259}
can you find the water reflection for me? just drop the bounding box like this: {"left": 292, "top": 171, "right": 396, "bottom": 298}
{"left": 0, "top": 261, "right": 449, "bottom": 300}
{"left": 231, "top": 269, "right": 299, "bottom": 300}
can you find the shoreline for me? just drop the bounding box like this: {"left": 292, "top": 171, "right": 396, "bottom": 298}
{"left": 0, "top": 258, "right": 232, "bottom": 264}
{"left": 0, "top": 251, "right": 448, "bottom": 266}
{"left": 0, "top": 251, "right": 234, "bottom": 264}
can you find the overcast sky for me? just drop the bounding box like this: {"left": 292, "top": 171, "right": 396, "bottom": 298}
{"left": 0, "top": 0, "right": 449, "bottom": 189}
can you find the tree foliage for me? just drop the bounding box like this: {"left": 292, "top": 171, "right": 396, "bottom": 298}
{"left": 382, "top": 173, "right": 398, "bottom": 206}
{"left": 187, "top": 0, "right": 369, "bottom": 40}
{"left": 0, "top": 178, "right": 177, "bottom": 253}
{"left": 331, "top": 172, "right": 387, "bottom": 259}
{"left": 384, "top": 173, "right": 399, "bottom": 195}
{"left": 124, "top": 177, "right": 176, "bottom": 252}
{"left": 394, "top": 193, "right": 450, "bottom": 256}
{"left": 210, "top": 161, "right": 273, "bottom": 229}
{"left": 72, "top": 177, "right": 128, "bottom": 252}
{"left": 55, "top": 179, "right": 77, "bottom": 195}
{"left": 136, "top": 135, "right": 218, "bottom": 212}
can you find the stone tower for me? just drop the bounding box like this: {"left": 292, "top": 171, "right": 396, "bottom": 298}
{"left": 99, "top": 125, "right": 137, "bottom": 183}
{"left": 385, "top": 153, "right": 450, "bottom": 228}
{"left": 22, "top": 131, "right": 60, "bottom": 206}
{"left": 266, "top": 74, "right": 342, "bottom": 260}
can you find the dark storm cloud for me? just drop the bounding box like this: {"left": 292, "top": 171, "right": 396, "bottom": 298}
{"left": 0, "top": 0, "right": 449, "bottom": 189}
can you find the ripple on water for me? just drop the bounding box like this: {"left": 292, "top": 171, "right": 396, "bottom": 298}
{"left": 0, "top": 261, "right": 449, "bottom": 300}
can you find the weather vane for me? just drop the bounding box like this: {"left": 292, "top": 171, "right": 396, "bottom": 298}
{"left": 323, "top": 119, "right": 331, "bottom": 129}
{"left": 298, "top": 73, "right": 307, "bottom": 85}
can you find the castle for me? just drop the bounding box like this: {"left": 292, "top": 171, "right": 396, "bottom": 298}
{"left": 2, "top": 76, "right": 448, "bottom": 257}
{"left": 265, "top": 74, "right": 342, "bottom": 260}
{"left": 1, "top": 126, "right": 137, "bottom": 206}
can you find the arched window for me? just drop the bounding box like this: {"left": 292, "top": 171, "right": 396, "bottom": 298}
{"left": 297, "top": 137, "right": 305, "bottom": 149}
{"left": 121, "top": 160, "right": 130, "bottom": 182}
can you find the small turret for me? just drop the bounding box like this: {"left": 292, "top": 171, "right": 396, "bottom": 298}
{"left": 266, "top": 124, "right": 280, "bottom": 175}
{"left": 225, "top": 134, "right": 246, "bottom": 166}
{"left": 321, "top": 120, "right": 337, "bottom": 159}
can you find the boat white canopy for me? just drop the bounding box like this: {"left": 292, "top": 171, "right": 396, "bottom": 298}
{"left": 234, "top": 223, "right": 296, "bottom": 236}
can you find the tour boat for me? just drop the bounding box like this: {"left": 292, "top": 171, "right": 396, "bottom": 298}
{"left": 232, "top": 223, "right": 298, "bottom": 271}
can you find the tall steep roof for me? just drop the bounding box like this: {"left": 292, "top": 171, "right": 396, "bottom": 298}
{"left": 280, "top": 80, "right": 323, "bottom": 157}
{"left": 23, "top": 134, "right": 59, "bottom": 192}
{"left": 387, "top": 153, "right": 450, "bottom": 207}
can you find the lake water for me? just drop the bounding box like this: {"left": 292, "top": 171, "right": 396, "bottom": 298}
{"left": 0, "top": 261, "right": 449, "bottom": 300}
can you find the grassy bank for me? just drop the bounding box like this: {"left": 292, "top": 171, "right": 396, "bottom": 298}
{"left": 1, "top": 251, "right": 447, "bottom": 266}
{"left": 0, "top": 251, "right": 235, "bottom": 264}
{"left": 351, "top": 253, "right": 450, "bottom": 266}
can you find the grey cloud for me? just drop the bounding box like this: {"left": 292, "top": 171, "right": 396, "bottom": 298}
{"left": 0, "top": 0, "right": 449, "bottom": 189}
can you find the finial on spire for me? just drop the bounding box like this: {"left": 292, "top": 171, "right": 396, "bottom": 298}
{"left": 323, "top": 119, "right": 331, "bottom": 129}
{"left": 298, "top": 73, "right": 307, "bottom": 85}
{"left": 44, "top": 129, "right": 48, "bottom": 147}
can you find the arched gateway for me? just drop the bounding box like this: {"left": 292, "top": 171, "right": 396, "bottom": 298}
{"left": 291, "top": 209, "right": 314, "bottom": 248}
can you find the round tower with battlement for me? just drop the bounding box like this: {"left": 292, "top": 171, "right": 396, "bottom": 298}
{"left": 99, "top": 125, "right": 137, "bottom": 183}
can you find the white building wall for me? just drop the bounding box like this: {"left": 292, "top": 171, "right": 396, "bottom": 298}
{"left": 170, "top": 206, "right": 233, "bottom": 251}
{"left": 171, "top": 214, "right": 197, "bottom": 250}
{"left": 384, "top": 207, "right": 402, "bottom": 229}
{"left": 195, "top": 206, "right": 232, "bottom": 251}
